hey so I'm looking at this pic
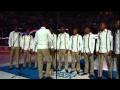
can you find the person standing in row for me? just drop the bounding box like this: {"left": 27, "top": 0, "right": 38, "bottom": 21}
{"left": 34, "top": 26, "right": 53, "bottom": 79}
{"left": 32, "top": 32, "right": 38, "bottom": 68}
{"left": 57, "top": 27, "right": 70, "bottom": 72}
{"left": 50, "top": 30, "right": 57, "bottom": 71}
{"left": 114, "top": 19, "right": 120, "bottom": 79}
{"left": 69, "top": 28, "right": 83, "bottom": 74}
{"left": 96, "top": 21, "right": 113, "bottom": 79}
{"left": 21, "top": 29, "right": 33, "bottom": 68}
{"left": 82, "top": 26, "right": 97, "bottom": 78}
{"left": 8, "top": 27, "right": 21, "bottom": 69}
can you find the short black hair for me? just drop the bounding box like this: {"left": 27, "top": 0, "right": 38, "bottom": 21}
{"left": 83, "top": 25, "right": 92, "bottom": 30}
{"left": 99, "top": 20, "right": 107, "bottom": 25}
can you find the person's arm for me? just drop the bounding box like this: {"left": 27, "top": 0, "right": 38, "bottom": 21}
{"left": 57, "top": 34, "right": 60, "bottom": 50}
{"left": 91, "top": 36, "right": 96, "bottom": 54}
{"left": 108, "top": 31, "right": 113, "bottom": 55}
{"left": 47, "top": 29, "right": 53, "bottom": 43}
{"left": 54, "top": 35, "right": 57, "bottom": 50}
{"left": 69, "top": 36, "right": 72, "bottom": 51}
{"left": 79, "top": 35, "right": 83, "bottom": 54}
{"left": 34, "top": 31, "right": 38, "bottom": 48}
{"left": 20, "top": 35, "right": 23, "bottom": 49}
{"left": 66, "top": 34, "right": 70, "bottom": 50}
{"left": 109, "top": 31, "right": 113, "bottom": 51}
{"left": 82, "top": 36, "right": 85, "bottom": 54}
{"left": 8, "top": 32, "right": 13, "bottom": 47}
{"left": 30, "top": 36, "right": 34, "bottom": 50}
{"left": 96, "top": 33, "right": 100, "bottom": 55}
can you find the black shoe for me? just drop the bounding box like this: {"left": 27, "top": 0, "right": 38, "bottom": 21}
{"left": 45, "top": 77, "right": 53, "bottom": 79}
{"left": 81, "top": 73, "right": 88, "bottom": 75}
{"left": 16, "top": 66, "right": 21, "bottom": 70}
{"left": 108, "top": 77, "right": 112, "bottom": 79}
{"left": 77, "top": 71, "right": 80, "bottom": 74}
{"left": 89, "top": 74, "right": 94, "bottom": 78}
{"left": 57, "top": 68, "right": 60, "bottom": 71}
{"left": 53, "top": 68, "right": 57, "bottom": 71}
{"left": 70, "top": 71, "right": 74, "bottom": 73}
{"left": 65, "top": 70, "right": 68, "bottom": 73}
{"left": 98, "top": 77, "right": 102, "bottom": 79}
{"left": 9, "top": 67, "right": 14, "bottom": 70}
{"left": 40, "top": 76, "right": 46, "bottom": 79}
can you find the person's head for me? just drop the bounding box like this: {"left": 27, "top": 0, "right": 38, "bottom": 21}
{"left": 41, "top": 22, "right": 48, "bottom": 28}
{"left": 84, "top": 26, "right": 91, "bottom": 34}
{"left": 60, "top": 26, "right": 65, "bottom": 33}
{"left": 26, "top": 29, "right": 30, "bottom": 35}
{"left": 115, "top": 19, "right": 120, "bottom": 29}
{"left": 99, "top": 21, "right": 107, "bottom": 31}
{"left": 14, "top": 26, "right": 18, "bottom": 32}
{"left": 73, "top": 28, "right": 79, "bottom": 35}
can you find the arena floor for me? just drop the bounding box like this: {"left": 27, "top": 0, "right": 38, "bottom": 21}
{"left": 0, "top": 53, "right": 118, "bottom": 79}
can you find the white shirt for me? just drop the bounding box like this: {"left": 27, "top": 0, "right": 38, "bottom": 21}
{"left": 57, "top": 32, "right": 70, "bottom": 50}
{"left": 50, "top": 33, "right": 57, "bottom": 49}
{"left": 8, "top": 31, "right": 21, "bottom": 47}
{"left": 34, "top": 27, "right": 53, "bottom": 50}
{"left": 69, "top": 34, "right": 83, "bottom": 52}
{"left": 96, "top": 29, "right": 113, "bottom": 53}
{"left": 32, "top": 38, "right": 37, "bottom": 52}
{"left": 115, "top": 30, "right": 120, "bottom": 54}
{"left": 83, "top": 32, "right": 97, "bottom": 53}
{"left": 21, "top": 35, "right": 33, "bottom": 50}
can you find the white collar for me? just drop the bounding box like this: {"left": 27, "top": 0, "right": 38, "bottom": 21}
{"left": 103, "top": 29, "right": 108, "bottom": 32}
{"left": 40, "top": 27, "right": 46, "bottom": 29}
{"left": 85, "top": 32, "right": 92, "bottom": 35}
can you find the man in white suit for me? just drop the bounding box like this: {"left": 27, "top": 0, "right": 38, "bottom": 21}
{"left": 57, "top": 26, "right": 70, "bottom": 72}
{"left": 34, "top": 26, "right": 53, "bottom": 79}
{"left": 82, "top": 26, "right": 97, "bottom": 78}
{"left": 96, "top": 21, "right": 113, "bottom": 79}
{"left": 8, "top": 27, "right": 21, "bottom": 69}
{"left": 114, "top": 19, "right": 120, "bottom": 79}
{"left": 69, "top": 28, "right": 83, "bottom": 74}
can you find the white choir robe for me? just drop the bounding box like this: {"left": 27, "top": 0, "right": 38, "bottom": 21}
{"left": 57, "top": 32, "right": 70, "bottom": 50}
{"left": 83, "top": 32, "right": 97, "bottom": 54}
{"left": 115, "top": 30, "right": 120, "bottom": 54}
{"left": 69, "top": 34, "right": 83, "bottom": 53}
{"left": 96, "top": 29, "right": 113, "bottom": 53}
{"left": 8, "top": 31, "right": 21, "bottom": 47}
{"left": 21, "top": 35, "right": 33, "bottom": 51}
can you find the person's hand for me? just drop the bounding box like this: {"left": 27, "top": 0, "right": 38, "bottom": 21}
{"left": 88, "top": 53, "right": 92, "bottom": 56}
{"left": 66, "top": 50, "right": 68, "bottom": 54}
{"left": 68, "top": 51, "right": 70, "bottom": 54}
{"left": 20, "top": 49, "right": 24, "bottom": 53}
{"left": 79, "top": 51, "right": 81, "bottom": 55}
{"left": 30, "top": 49, "right": 33, "bottom": 54}
{"left": 96, "top": 52, "right": 99, "bottom": 55}
{"left": 108, "top": 50, "right": 112, "bottom": 56}
{"left": 81, "top": 53, "right": 83, "bottom": 56}
{"left": 8, "top": 47, "right": 11, "bottom": 51}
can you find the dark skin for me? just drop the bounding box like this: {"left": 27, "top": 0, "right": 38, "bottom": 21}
{"left": 115, "top": 20, "right": 120, "bottom": 29}
{"left": 73, "top": 29, "right": 78, "bottom": 35}
{"left": 96, "top": 22, "right": 112, "bottom": 56}
{"left": 99, "top": 22, "right": 107, "bottom": 31}
{"left": 60, "top": 27, "right": 65, "bottom": 33}
{"left": 14, "top": 26, "right": 18, "bottom": 32}
{"left": 26, "top": 29, "right": 30, "bottom": 35}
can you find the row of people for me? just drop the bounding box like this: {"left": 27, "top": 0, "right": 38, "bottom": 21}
{"left": 8, "top": 20, "right": 120, "bottom": 79}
